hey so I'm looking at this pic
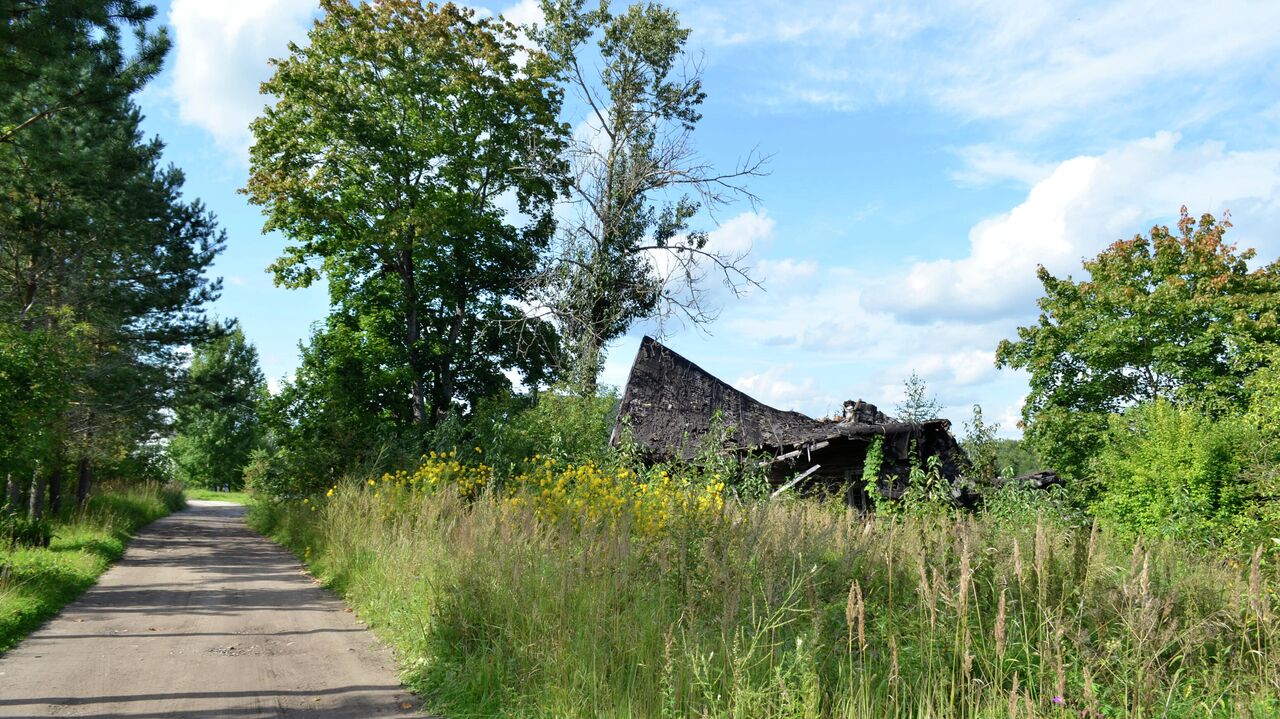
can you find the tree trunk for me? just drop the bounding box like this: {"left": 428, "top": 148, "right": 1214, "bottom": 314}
{"left": 48, "top": 464, "right": 63, "bottom": 516}
{"left": 433, "top": 298, "right": 466, "bottom": 425}
{"left": 28, "top": 468, "right": 45, "bottom": 521}
{"left": 76, "top": 455, "right": 92, "bottom": 507}
{"left": 573, "top": 329, "right": 602, "bottom": 398}
{"left": 5, "top": 473, "right": 20, "bottom": 512}
{"left": 400, "top": 245, "right": 426, "bottom": 425}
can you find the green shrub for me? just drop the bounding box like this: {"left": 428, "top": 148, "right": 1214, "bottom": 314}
{"left": 1091, "top": 399, "right": 1249, "bottom": 545}
{"left": 981, "top": 481, "right": 1082, "bottom": 528}
{"left": 436, "top": 388, "right": 619, "bottom": 481}
{"left": 1, "top": 513, "right": 53, "bottom": 548}
{"left": 992, "top": 438, "right": 1042, "bottom": 477}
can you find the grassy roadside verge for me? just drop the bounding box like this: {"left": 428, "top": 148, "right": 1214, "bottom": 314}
{"left": 253, "top": 482, "right": 1280, "bottom": 719}
{"left": 0, "top": 482, "right": 185, "bottom": 653}
{"left": 183, "top": 488, "right": 253, "bottom": 505}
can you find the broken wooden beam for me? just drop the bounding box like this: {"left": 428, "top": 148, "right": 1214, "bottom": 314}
{"left": 771, "top": 464, "right": 822, "bottom": 498}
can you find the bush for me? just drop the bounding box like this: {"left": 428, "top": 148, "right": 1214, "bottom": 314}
{"left": 451, "top": 389, "right": 619, "bottom": 480}
{"left": 1091, "top": 399, "right": 1250, "bottom": 545}
{"left": 1, "top": 513, "right": 53, "bottom": 548}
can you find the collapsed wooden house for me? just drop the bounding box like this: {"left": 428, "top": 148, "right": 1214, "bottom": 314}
{"left": 612, "top": 336, "right": 974, "bottom": 506}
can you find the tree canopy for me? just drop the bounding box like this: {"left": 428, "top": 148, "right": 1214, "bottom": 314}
{"left": 996, "top": 207, "right": 1280, "bottom": 478}
{"left": 171, "top": 327, "right": 265, "bottom": 490}
{"left": 245, "top": 0, "right": 565, "bottom": 432}
{"left": 1, "top": 0, "right": 223, "bottom": 512}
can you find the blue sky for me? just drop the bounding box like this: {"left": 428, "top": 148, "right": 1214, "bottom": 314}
{"left": 137, "top": 0, "right": 1280, "bottom": 436}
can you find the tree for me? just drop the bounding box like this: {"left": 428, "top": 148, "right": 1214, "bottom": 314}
{"left": 992, "top": 439, "right": 1041, "bottom": 477}
{"left": 244, "top": 0, "right": 565, "bottom": 428}
{"left": 1, "top": 0, "right": 223, "bottom": 510}
{"left": 996, "top": 207, "right": 1280, "bottom": 478}
{"left": 531, "top": 0, "right": 767, "bottom": 394}
{"left": 895, "top": 370, "right": 941, "bottom": 422}
{"left": 0, "top": 0, "right": 167, "bottom": 143}
{"left": 0, "top": 320, "right": 81, "bottom": 511}
{"left": 1091, "top": 399, "right": 1247, "bottom": 545}
{"left": 961, "top": 404, "right": 999, "bottom": 483}
{"left": 170, "top": 327, "right": 265, "bottom": 490}
{"left": 253, "top": 316, "right": 407, "bottom": 492}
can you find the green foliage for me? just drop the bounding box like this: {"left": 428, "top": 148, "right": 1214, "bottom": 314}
{"left": 245, "top": 0, "right": 564, "bottom": 427}
{"left": 0, "top": 1, "right": 167, "bottom": 146}
{"left": 900, "top": 449, "right": 954, "bottom": 517}
{"left": 991, "top": 438, "right": 1042, "bottom": 477}
{"left": 1, "top": 514, "right": 53, "bottom": 549}
{"left": 997, "top": 207, "right": 1280, "bottom": 479}
{"left": 860, "top": 436, "right": 884, "bottom": 510}
{"left": 980, "top": 482, "right": 1082, "bottom": 528}
{"left": 895, "top": 370, "right": 941, "bottom": 422}
{"left": 170, "top": 327, "right": 265, "bottom": 490}
{"left": 1233, "top": 357, "right": 1280, "bottom": 539}
{"left": 253, "top": 319, "right": 408, "bottom": 494}
{"left": 1, "top": 0, "right": 223, "bottom": 505}
{"left": 242, "top": 448, "right": 290, "bottom": 499}
{"left": 0, "top": 320, "right": 83, "bottom": 481}
{"left": 1091, "top": 399, "right": 1250, "bottom": 545}
{"left": 960, "top": 404, "right": 999, "bottom": 483}
{"left": 436, "top": 388, "right": 619, "bottom": 480}
{"left": 678, "top": 411, "right": 771, "bottom": 502}
{"left": 183, "top": 488, "right": 253, "bottom": 505}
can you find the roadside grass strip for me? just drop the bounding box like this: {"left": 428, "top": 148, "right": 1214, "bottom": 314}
{"left": 0, "top": 483, "right": 185, "bottom": 653}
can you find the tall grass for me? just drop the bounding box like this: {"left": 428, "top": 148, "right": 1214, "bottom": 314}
{"left": 254, "top": 486, "right": 1280, "bottom": 718}
{"left": 0, "top": 482, "right": 185, "bottom": 652}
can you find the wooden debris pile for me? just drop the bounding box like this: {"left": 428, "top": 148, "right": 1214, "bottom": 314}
{"left": 612, "top": 336, "right": 975, "bottom": 506}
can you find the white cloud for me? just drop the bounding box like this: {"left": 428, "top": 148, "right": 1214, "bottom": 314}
{"left": 707, "top": 209, "right": 775, "bottom": 256}
{"left": 757, "top": 258, "right": 818, "bottom": 288}
{"left": 866, "top": 132, "right": 1280, "bottom": 323}
{"left": 951, "top": 145, "right": 1055, "bottom": 188}
{"left": 903, "top": 349, "right": 998, "bottom": 388}
{"left": 168, "top": 0, "right": 316, "bottom": 156}
{"left": 686, "top": 0, "right": 1280, "bottom": 133}
{"left": 646, "top": 209, "right": 775, "bottom": 310}
{"left": 498, "top": 0, "right": 543, "bottom": 27}
{"left": 167, "top": 0, "right": 548, "bottom": 157}
{"left": 678, "top": 133, "right": 1280, "bottom": 438}
{"left": 929, "top": 1, "right": 1280, "bottom": 126}
{"left": 734, "top": 364, "right": 838, "bottom": 415}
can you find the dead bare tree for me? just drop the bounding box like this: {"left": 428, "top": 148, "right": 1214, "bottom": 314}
{"left": 529, "top": 0, "right": 768, "bottom": 395}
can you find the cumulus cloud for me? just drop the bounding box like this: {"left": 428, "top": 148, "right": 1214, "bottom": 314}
{"left": 757, "top": 258, "right": 818, "bottom": 288}
{"left": 168, "top": 0, "right": 316, "bottom": 156}
{"left": 681, "top": 133, "right": 1280, "bottom": 436}
{"left": 166, "top": 0, "right": 552, "bottom": 156}
{"left": 865, "top": 133, "right": 1280, "bottom": 324}
{"left": 496, "top": 0, "right": 544, "bottom": 27}
{"left": 646, "top": 209, "right": 775, "bottom": 306}
{"left": 706, "top": 209, "right": 776, "bottom": 256}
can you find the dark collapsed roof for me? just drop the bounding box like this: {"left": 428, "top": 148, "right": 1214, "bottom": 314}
{"left": 612, "top": 336, "right": 952, "bottom": 458}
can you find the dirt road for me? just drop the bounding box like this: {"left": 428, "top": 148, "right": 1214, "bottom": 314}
{"left": 0, "top": 501, "right": 420, "bottom": 718}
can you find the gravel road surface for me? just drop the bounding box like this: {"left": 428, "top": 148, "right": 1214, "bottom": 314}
{"left": 0, "top": 500, "right": 420, "bottom": 718}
